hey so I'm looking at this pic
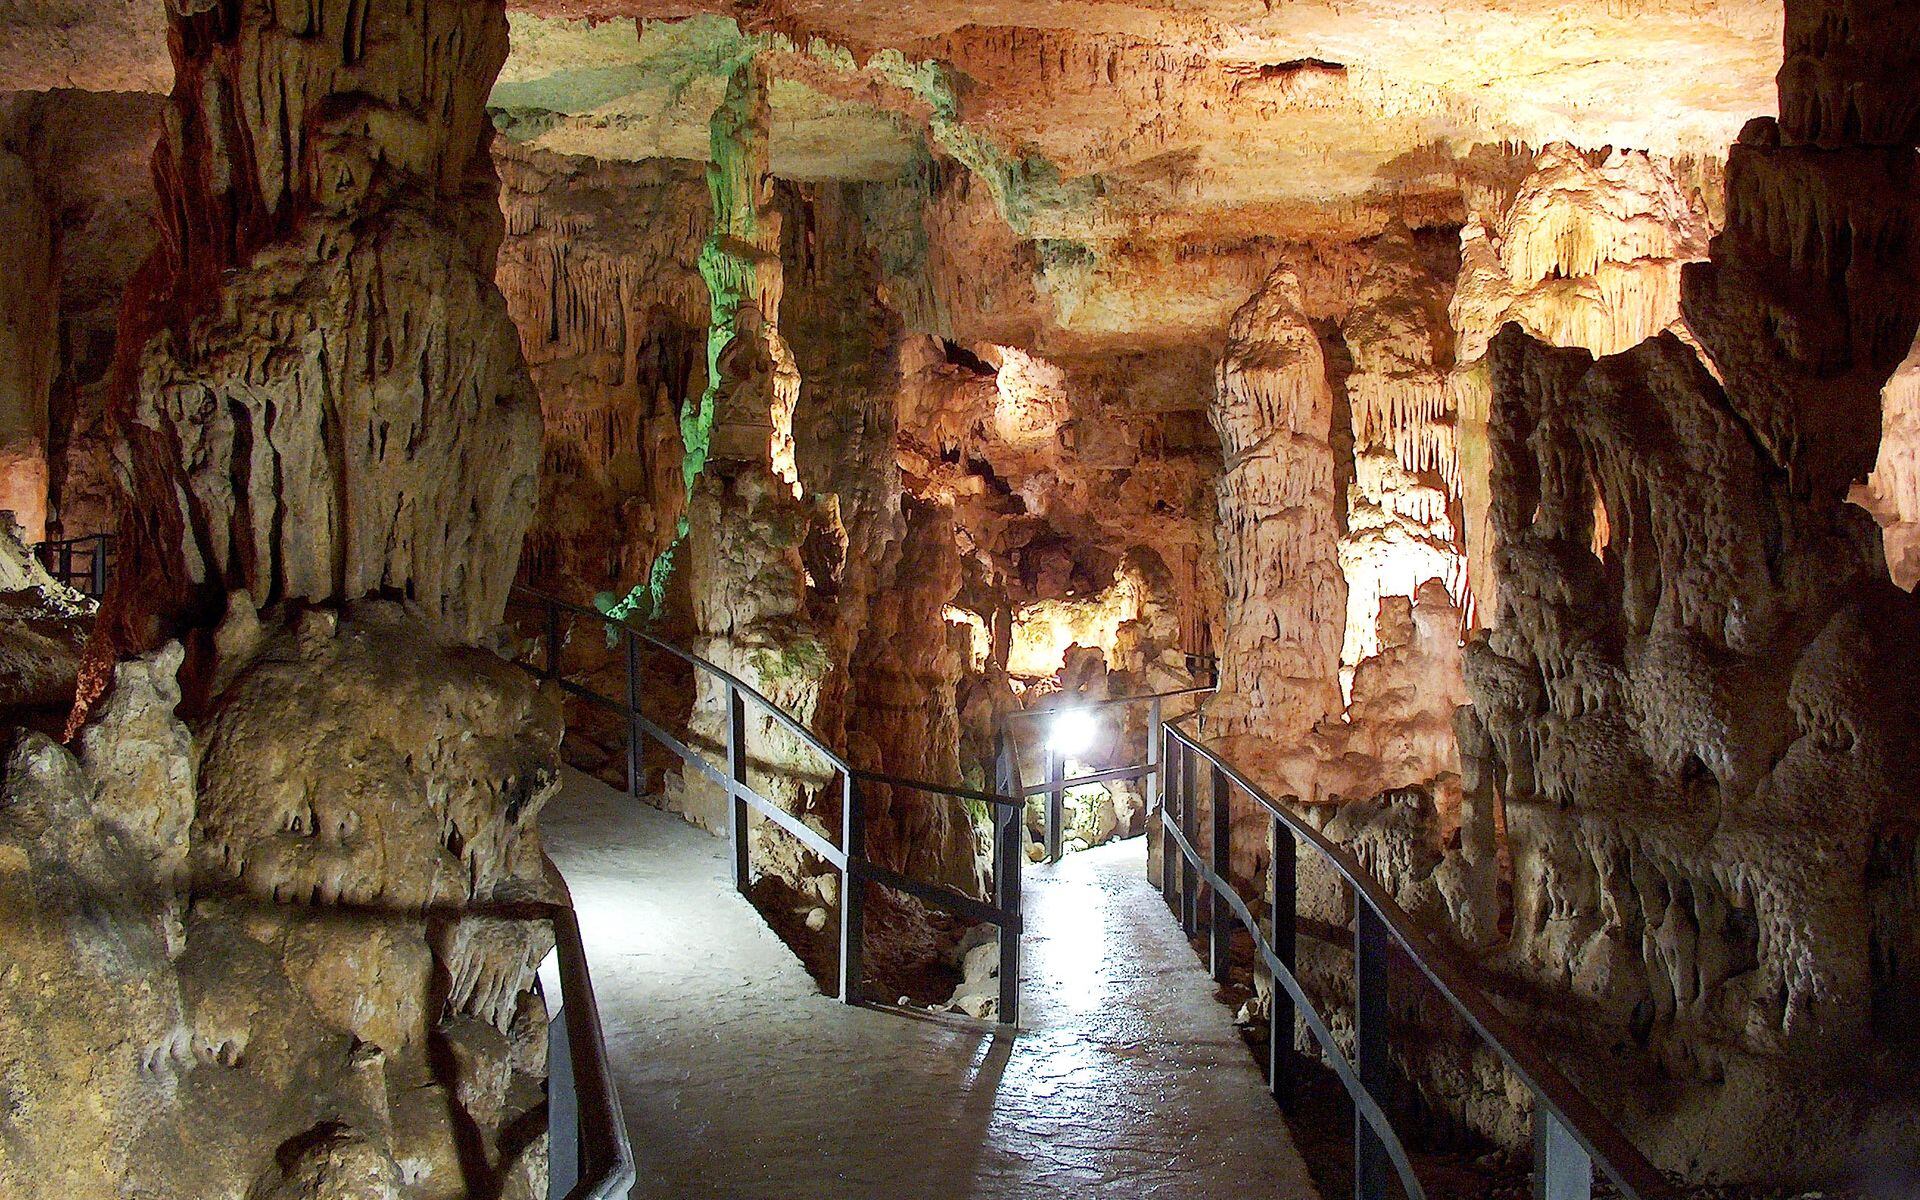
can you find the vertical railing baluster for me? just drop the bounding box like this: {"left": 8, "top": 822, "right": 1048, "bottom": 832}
{"left": 994, "top": 736, "right": 1022, "bottom": 1026}
{"left": 1209, "top": 763, "right": 1231, "bottom": 985}
{"left": 1045, "top": 745, "right": 1065, "bottom": 863}
{"left": 1534, "top": 1106, "right": 1593, "bottom": 1200}
{"left": 839, "top": 771, "right": 865, "bottom": 1006}
{"left": 89, "top": 536, "right": 106, "bottom": 597}
{"left": 1355, "top": 900, "right": 1392, "bottom": 1200}
{"left": 624, "top": 628, "right": 641, "bottom": 800}
{"left": 1269, "top": 811, "right": 1298, "bottom": 1108}
{"left": 1149, "top": 698, "right": 1169, "bottom": 907}
{"left": 1179, "top": 740, "right": 1198, "bottom": 937}
{"left": 725, "top": 683, "right": 749, "bottom": 894}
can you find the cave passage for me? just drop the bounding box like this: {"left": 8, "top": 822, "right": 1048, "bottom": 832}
{"left": 543, "top": 768, "right": 1318, "bottom": 1198}
{"left": 3, "top": 0, "right": 1918, "bottom": 1197}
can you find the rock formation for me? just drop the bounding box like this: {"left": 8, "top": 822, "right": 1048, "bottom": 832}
{"left": 110, "top": 0, "right": 538, "bottom": 657}
{"left": 7, "top": 0, "right": 1920, "bottom": 1190}
{"left": 1208, "top": 266, "right": 1346, "bottom": 741}
{"left": 2, "top": 2, "right": 563, "bottom": 1196}
{"left": 1460, "top": 0, "right": 1920, "bottom": 1176}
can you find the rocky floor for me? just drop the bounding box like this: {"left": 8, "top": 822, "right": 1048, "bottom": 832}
{"left": 544, "top": 768, "right": 1321, "bottom": 1199}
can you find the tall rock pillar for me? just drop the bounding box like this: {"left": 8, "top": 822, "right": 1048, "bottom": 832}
{"left": 1207, "top": 266, "right": 1346, "bottom": 741}
{"left": 111, "top": 0, "right": 539, "bottom": 662}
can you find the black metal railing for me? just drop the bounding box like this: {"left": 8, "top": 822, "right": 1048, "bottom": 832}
{"left": 1000, "top": 685, "right": 1214, "bottom": 862}
{"left": 538, "top": 861, "right": 637, "bottom": 1200}
{"left": 32, "top": 532, "right": 114, "bottom": 598}
{"left": 1158, "top": 715, "right": 1673, "bottom": 1200}
{"left": 509, "top": 584, "right": 1028, "bottom": 1025}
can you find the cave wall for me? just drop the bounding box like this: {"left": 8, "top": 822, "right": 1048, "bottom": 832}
{"left": 496, "top": 143, "right": 707, "bottom": 598}
{"left": 1459, "top": 0, "right": 1920, "bottom": 1177}
{"left": 0, "top": 91, "right": 164, "bottom": 543}
{"left": 0, "top": 2, "right": 562, "bottom": 1196}
{"left": 0, "top": 132, "right": 54, "bottom": 542}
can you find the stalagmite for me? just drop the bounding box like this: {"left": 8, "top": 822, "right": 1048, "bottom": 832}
{"left": 1207, "top": 266, "right": 1345, "bottom": 740}
{"left": 2, "top": 3, "right": 560, "bottom": 1196}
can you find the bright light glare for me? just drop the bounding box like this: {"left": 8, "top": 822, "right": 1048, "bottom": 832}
{"left": 1048, "top": 709, "right": 1098, "bottom": 757}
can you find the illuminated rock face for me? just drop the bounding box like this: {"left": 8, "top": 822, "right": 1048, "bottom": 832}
{"left": 113, "top": 0, "right": 538, "bottom": 651}
{"left": 1208, "top": 267, "right": 1345, "bottom": 742}
{"left": 1858, "top": 330, "right": 1920, "bottom": 588}
{"left": 0, "top": 4, "right": 561, "bottom": 1197}
{"left": 1462, "top": 0, "right": 1920, "bottom": 1175}
{"left": 1449, "top": 143, "right": 1715, "bottom": 625}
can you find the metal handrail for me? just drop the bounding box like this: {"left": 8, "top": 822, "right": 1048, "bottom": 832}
{"left": 998, "top": 683, "right": 1218, "bottom": 862}
{"left": 508, "top": 584, "right": 1027, "bottom": 1026}
{"left": 540, "top": 860, "right": 637, "bottom": 1200}
{"left": 1159, "top": 712, "right": 1673, "bottom": 1200}
{"left": 31, "top": 531, "right": 115, "bottom": 598}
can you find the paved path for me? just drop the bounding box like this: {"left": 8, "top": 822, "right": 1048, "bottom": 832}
{"left": 544, "top": 768, "right": 1320, "bottom": 1199}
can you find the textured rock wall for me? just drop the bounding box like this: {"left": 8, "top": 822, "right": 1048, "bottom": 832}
{"left": 0, "top": 137, "right": 55, "bottom": 543}
{"left": 0, "top": 4, "right": 565, "bottom": 1197}
{"left": 496, "top": 144, "right": 708, "bottom": 597}
{"left": 1462, "top": 0, "right": 1920, "bottom": 1176}
{"left": 2, "top": 604, "right": 561, "bottom": 1200}
{"left": 0, "top": 91, "right": 164, "bottom": 542}
{"left": 1337, "top": 229, "right": 1466, "bottom": 681}
{"left": 1449, "top": 143, "right": 1714, "bottom": 626}
{"left": 112, "top": 0, "right": 539, "bottom": 657}
{"left": 1207, "top": 266, "right": 1346, "bottom": 740}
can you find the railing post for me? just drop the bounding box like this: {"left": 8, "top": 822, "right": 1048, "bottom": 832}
{"left": 1534, "top": 1106, "right": 1593, "bottom": 1200}
{"left": 545, "top": 600, "right": 562, "bottom": 680}
{"left": 1209, "top": 763, "right": 1232, "bottom": 985}
{"left": 1045, "top": 745, "right": 1065, "bottom": 864}
{"left": 624, "top": 629, "right": 642, "bottom": 800}
{"left": 994, "top": 739, "right": 1022, "bottom": 1026}
{"left": 89, "top": 536, "right": 106, "bottom": 597}
{"left": 1148, "top": 698, "right": 1166, "bottom": 902}
{"left": 1159, "top": 729, "right": 1175, "bottom": 906}
{"left": 545, "top": 978, "right": 580, "bottom": 1196}
{"left": 839, "top": 772, "right": 865, "bottom": 1006}
{"left": 60, "top": 541, "right": 72, "bottom": 586}
{"left": 725, "top": 683, "right": 749, "bottom": 895}
{"left": 1269, "top": 811, "right": 1298, "bottom": 1108}
{"left": 1179, "top": 741, "right": 1198, "bottom": 936}
{"left": 1355, "top": 901, "right": 1392, "bottom": 1200}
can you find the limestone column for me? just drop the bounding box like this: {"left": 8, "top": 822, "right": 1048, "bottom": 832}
{"left": 111, "top": 0, "right": 540, "bottom": 662}
{"left": 1206, "top": 266, "right": 1345, "bottom": 741}
{"left": 680, "top": 61, "right": 835, "bottom": 904}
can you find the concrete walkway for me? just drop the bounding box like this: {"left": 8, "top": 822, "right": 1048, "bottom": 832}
{"left": 544, "top": 768, "right": 1320, "bottom": 1199}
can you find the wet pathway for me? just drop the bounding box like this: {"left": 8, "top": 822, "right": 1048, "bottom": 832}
{"left": 544, "top": 768, "right": 1320, "bottom": 1199}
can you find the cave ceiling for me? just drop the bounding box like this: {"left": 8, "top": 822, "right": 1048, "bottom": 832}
{"left": 0, "top": 0, "right": 1783, "bottom": 358}
{"left": 500, "top": 1, "right": 1781, "bottom": 239}
{"left": 7, "top": 2, "right": 1779, "bottom": 232}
